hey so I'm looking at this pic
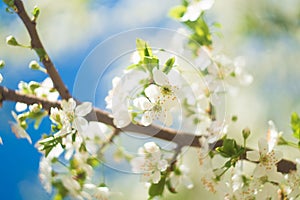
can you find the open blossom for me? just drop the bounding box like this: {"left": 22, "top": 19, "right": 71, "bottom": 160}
{"left": 181, "top": 0, "right": 215, "bottom": 22}
{"left": 105, "top": 70, "right": 147, "bottom": 128}
{"left": 246, "top": 138, "right": 283, "bottom": 182}
{"left": 130, "top": 142, "right": 168, "bottom": 184}
{"left": 169, "top": 165, "right": 194, "bottom": 190}
{"left": 82, "top": 184, "right": 110, "bottom": 200}
{"left": 267, "top": 120, "right": 281, "bottom": 150}
{"left": 133, "top": 69, "right": 178, "bottom": 127}
{"left": 10, "top": 111, "right": 32, "bottom": 144}
{"left": 50, "top": 98, "right": 92, "bottom": 135}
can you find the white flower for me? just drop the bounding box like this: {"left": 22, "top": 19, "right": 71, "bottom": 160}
{"left": 0, "top": 137, "right": 3, "bottom": 145}
{"left": 267, "top": 120, "right": 281, "bottom": 151}
{"left": 35, "top": 78, "right": 59, "bottom": 101}
{"left": 10, "top": 111, "right": 32, "bottom": 144}
{"left": 246, "top": 138, "right": 283, "bottom": 182}
{"left": 131, "top": 142, "right": 168, "bottom": 184}
{"left": 181, "top": 0, "right": 215, "bottom": 22}
{"left": 84, "top": 121, "right": 111, "bottom": 155}
{"left": 0, "top": 73, "right": 3, "bottom": 83}
{"left": 39, "top": 157, "right": 52, "bottom": 193}
{"left": 169, "top": 165, "right": 194, "bottom": 190}
{"left": 15, "top": 102, "right": 28, "bottom": 112}
{"left": 73, "top": 101, "right": 92, "bottom": 133}
{"left": 83, "top": 184, "right": 110, "bottom": 200}
{"left": 105, "top": 70, "right": 147, "bottom": 128}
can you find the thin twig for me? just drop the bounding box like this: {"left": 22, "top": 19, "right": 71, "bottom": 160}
{"left": 13, "top": 0, "right": 71, "bottom": 100}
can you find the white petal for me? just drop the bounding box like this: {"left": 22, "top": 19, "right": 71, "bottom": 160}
{"left": 145, "top": 84, "right": 160, "bottom": 102}
{"left": 273, "top": 150, "right": 283, "bottom": 162}
{"left": 199, "top": 0, "right": 215, "bottom": 10}
{"left": 15, "top": 102, "right": 28, "bottom": 112}
{"left": 268, "top": 170, "right": 283, "bottom": 183}
{"left": 246, "top": 151, "right": 260, "bottom": 162}
{"left": 144, "top": 142, "right": 159, "bottom": 154}
{"left": 74, "top": 117, "right": 88, "bottom": 133}
{"left": 158, "top": 111, "right": 173, "bottom": 127}
{"left": 133, "top": 97, "right": 152, "bottom": 110}
{"left": 258, "top": 138, "right": 269, "bottom": 154}
{"left": 152, "top": 170, "right": 161, "bottom": 184}
{"left": 0, "top": 73, "right": 3, "bottom": 83}
{"left": 253, "top": 164, "right": 265, "bottom": 177}
{"left": 113, "top": 110, "right": 131, "bottom": 128}
{"left": 75, "top": 102, "right": 92, "bottom": 117}
{"left": 158, "top": 159, "right": 168, "bottom": 171}
{"left": 141, "top": 111, "right": 154, "bottom": 126}
{"left": 153, "top": 69, "right": 169, "bottom": 86}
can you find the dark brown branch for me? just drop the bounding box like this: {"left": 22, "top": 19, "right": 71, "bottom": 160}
{"left": 0, "top": 85, "right": 296, "bottom": 173}
{"left": 13, "top": 0, "right": 71, "bottom": 100}
{"left": 0, "top": 86, "right": 60, "bottom": 111}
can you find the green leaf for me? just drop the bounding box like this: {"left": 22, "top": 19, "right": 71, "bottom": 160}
{"left": 126, "top": 63, "right": 146, "bottom": 72}
{"left": 216, "top": 138, "right": 240, "bottom": 158}
{"left": 166, "top": 179, "right": 177, "bottom": 194}
{"left": 169, "top": 5, "right": 186, "bottom": 19}
{"left": 291, "top": 112, "right": 300, "bottom": 140}
{"left": 136, "top": 38, "right": 147, "bottom": 59}
{"left": 163, "top": 57, "right": 175, "bottom": 74}
{"left": 87, "top": 157, "right": 100, "bottom": 167}
{"left": 148, "top": 176, "right": 166, "bottom": 199}
{"left": 144, "top": 56, "right": 159, "bottom": 72}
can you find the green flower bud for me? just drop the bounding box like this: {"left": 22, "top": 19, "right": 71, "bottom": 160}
{"left": 6, "top": 35, "right": 19, "bottom": 46}
{"left": 242, "top": 127, "right": 251, "bottom": 140}
{"left": 0, "top": 60, "right": 5, "bottom": 69}
{"left": 29, "top": 60, "right": 41, "bottom": 70}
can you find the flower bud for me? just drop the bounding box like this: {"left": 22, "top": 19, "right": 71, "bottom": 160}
{"left": 242, "top": 127, "right": 251, "bottom": 140}
{"left": 0, "top": 60, "right": 5, "bottom": 69}
{"left": 6, "top": 35, "right": 19, "bottom": 46}
{"left": 29, "top": 60, "right": 41, "bottom": 70}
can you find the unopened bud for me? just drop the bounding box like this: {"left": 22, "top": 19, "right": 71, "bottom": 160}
{"left": 6, "top": 35, "right": 19, "bottom": 46}
{"left": 29, "top": 60, "right": 41, "bottom": 70}
{"left": 0, "top": 60, "right": 5, "bottom": 69}
{"left": 242, "top": 128, "right": 251, "bottom": 140}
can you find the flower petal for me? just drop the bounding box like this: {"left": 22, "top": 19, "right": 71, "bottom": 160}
{"left": 145, "top": 84, "right": 160, "bottom": 102}
{"left": 258, "top": 138, "right": 269, "bottom": 154}
{"left": 246, "top": 151, "right": 260, "bottom": 162}
{"left": 141, "top": 111, "right": 154, "bottom": 126}
{"left": 15, "top": 102, "right": 28, "bottom": 112}
{"left": 152, "top": 170, "right": 161, "bottom": 184}
{"left": 133, "top": 97, "right": 152, "bottom": 110}
{"left": 153, "top": 69, "right": 169, "bottom": 86}
{"left": 75, "top": 102, "right": 92, "bottom": 117}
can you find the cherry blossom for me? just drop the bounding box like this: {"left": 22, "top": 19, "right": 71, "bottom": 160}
{"left": 181, "top": 0, "right": 215, "bottom": 22}
{"left": 0, "top": 73, "right": 3, "bottom": 83}
{"left": 131, "top": 142, "right": 168, "bottom": 184}
{"left": 169, "top": 165, "right": 194, "bottom": 190}
{"left": 246, "top": 138, "right": 283, "bottom": 182}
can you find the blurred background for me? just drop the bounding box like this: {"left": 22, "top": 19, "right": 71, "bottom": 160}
{"left": 0, "top": 0, "right": 299, "bottom": 199}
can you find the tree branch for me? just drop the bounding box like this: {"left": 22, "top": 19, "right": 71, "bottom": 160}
{"left": 0, "top": 85, "right": 296, "bottom": 173}
{"left": 13, "top": 0, "right": 71, "bottom": 100}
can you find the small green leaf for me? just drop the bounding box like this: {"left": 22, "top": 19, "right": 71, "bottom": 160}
{"left": 32, "top": 6, "right": 40, "bottom": 21}
{"left": 163, "top": 57, "right": 175, "bottom": 74}
{"left": 169, "top": 5, "right": 186, "bottom": 19}
{"left": 291, "top": 112, "right": 300, "bottom": 140}
{"left": 136, "top": 38, "right": 147, "bottom": 59}
{"left": 148, "top": 176, "right": 166, "bottom": 198}
{"left": 87, "top": 157, "right": 100, "bottom": 167}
